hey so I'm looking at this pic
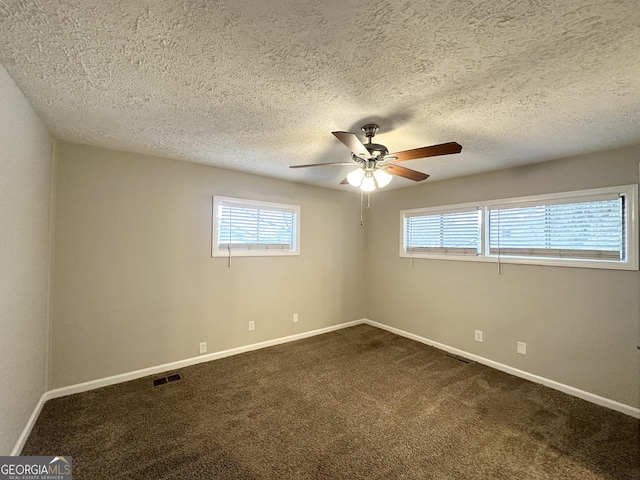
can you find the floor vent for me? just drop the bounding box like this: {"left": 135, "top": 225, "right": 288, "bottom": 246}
{"left": 446, "top": 354, "right": 471, "bottom": 364}
{"left": 153, "top": 373, "right": 182, "bottom": 387}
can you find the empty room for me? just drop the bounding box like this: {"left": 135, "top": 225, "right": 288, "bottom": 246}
{"left": 1, "top": 1, "right": 639, "bottom": 479}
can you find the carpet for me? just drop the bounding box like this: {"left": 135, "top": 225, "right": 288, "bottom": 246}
{"left": 22, "top": 324, "right": 640, "bottom": 479}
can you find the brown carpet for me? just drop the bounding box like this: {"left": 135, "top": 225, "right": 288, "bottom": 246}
{"left": 23, "top": 325, "right": 639, "bottom": 479}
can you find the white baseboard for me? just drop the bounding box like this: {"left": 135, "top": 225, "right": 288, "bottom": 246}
{"left": 12, "top": 319, "right": 365, "bottom": 455}
{"left": 14, "top": 316, "right": 637, "bottom": 455}
{"left": 45, "top": 319, "right": 366, "bottom": 400}
{"left": 10, "top": 393, "right": 47, "bottom": 456}
{"left": 364, "top": 319, "right": 640, "bottom": 419}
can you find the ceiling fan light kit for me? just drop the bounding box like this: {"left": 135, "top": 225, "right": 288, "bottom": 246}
{"left": 346, "top": 166, "right": 365, "bottom": 187}
{"left": 346, "top": 163, "right": 393, "bottom": 190}
{"left": 290, "top": 123, "right": 462, "bottom": 192}
{"left": 373, "top": 168, "right": 392, "bottom": 187}
{"left": 360, "top": 171, "right": 376, "bottom": 192}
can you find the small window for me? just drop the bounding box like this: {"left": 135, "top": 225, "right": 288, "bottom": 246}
{"left": 212, "top": 196, "right": 300, "bottom": 257}
{"left": 403, "top": 207, "right": 481, "bottom": 256}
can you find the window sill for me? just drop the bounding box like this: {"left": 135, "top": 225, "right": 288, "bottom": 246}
{"left": 398, "top": 253, "right": 638, "bottom": 271}
{"left": 213, "top": 251, "right": 300, "bottom": 258}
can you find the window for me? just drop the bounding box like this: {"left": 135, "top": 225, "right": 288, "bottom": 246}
{"left": 489, "top": 195, "right": 623, "bottom": 261}
{"left": 212, "top": 196, "right": 300, "bottom": 257}
{"left": 403, "top": 207, "right": 481, "bottom": 256}
{"left": 400, "top": 185, "right": 638, "bottom": 270}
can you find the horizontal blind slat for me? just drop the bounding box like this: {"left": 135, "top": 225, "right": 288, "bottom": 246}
{"left": 218, "top": 203, "right": 296, "bottom": 250}
{"left": 404, "top": 209, "right": 481, "bottom": 254}
{"left": 490, "top": 198, "right": 623, "bottom": 258}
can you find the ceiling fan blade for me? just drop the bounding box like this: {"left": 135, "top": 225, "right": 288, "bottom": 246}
{"left": 289, "top": 162, "right": 355, "bottom": 169}
{"left": 385, "top": 164, "right": 430, "bottom": 182}
{"left": 389, "top": 142, "right": 462, "bottom": 163}
{"left": 332, "top": 131, "right": 371, "bottom": 159}
{"left": 340, "top": 177, "right": 349, "bottom": 185}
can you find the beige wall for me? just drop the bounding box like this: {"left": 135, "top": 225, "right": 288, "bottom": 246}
{"left": 51, "top": 140, "right": 639, "bottom": 410}
{"left": 51, "top": 142, "right": 366, "bottom": 388}
{"left": 365, "top": 146, "right": 640, "bottom": 408}
{"left": 0, "top": 66, "right": 53, "bottom": 454}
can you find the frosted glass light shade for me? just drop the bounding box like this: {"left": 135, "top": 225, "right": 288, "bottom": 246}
{"left": 360, "top": 173, "right": 376, "bottom": 192}
{"left": 347, "top": 168, "right": 365, "bottom": 187}
{"left": 373, "top": 168, "right": 392, "bottom": 188}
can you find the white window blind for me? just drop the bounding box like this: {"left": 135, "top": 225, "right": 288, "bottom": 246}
{"left": 404, "top": 208, "right": 481, "bottom": 255}
{"left": 213, "top": 197, "right": 299, "bottom": 256}
{"left": 489, "top": 195, "right": 624, "bottom": 261}
{"left": 399, "top": 185, "right": 637, "bottom": 270}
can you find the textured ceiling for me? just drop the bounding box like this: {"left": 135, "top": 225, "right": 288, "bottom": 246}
{"left": 1, "top": 1, "right": 640, "bottom": 190}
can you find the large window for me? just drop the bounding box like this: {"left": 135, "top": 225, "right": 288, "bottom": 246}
{"left": 212, "top": 196, "right": 300, "bottom": 257}
{"left": 400, "top": 185, "right": 638, "bottom": 270}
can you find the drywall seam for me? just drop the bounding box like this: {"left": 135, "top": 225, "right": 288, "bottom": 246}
{"left": 365, "top": 319, "right": 640, "bottom": 419}
{"left": 44, "top": 139, "right": 57, "bottom": 392}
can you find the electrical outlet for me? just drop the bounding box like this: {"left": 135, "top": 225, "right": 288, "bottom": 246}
{"left": 199, "top": 342, "right": 207, "bottom": 354}
{"left": 293, "top": 313, "right": 299, "bottom": 323}
{"left": 248, "top": 321, "right": 255, "bottom": 331}
{"left": 517, "top": 342, "right": 527, "bottom": 355}
{"left": 475, "top": 330, "right": 483, "bottom": 342}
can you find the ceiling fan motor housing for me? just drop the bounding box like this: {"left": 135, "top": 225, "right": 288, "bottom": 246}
{"left": 365, "top": 143, "right": 388, "bottom": 158}
{"left": 352, "top": 142, "right": 388, "bottom": 162}
{"left": 360, "top": 124, "right": 388, "bottom": 158}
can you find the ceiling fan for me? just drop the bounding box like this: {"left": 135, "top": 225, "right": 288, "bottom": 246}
{"left": 290, "top": 124, "right": 462, "bottom": 191}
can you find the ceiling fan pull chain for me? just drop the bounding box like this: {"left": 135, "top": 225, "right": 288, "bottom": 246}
{"left": 367, "top": 192, "right": 371, "bottom": 209}
{"left": 228, "top": 209, "right": 232, "bottom": 268}
{"left": 410, "top": 243, "right": 414, "bottom": 268}
{"left": 360, "top": 190, "right": 364, "bottom": 226}
{"left": 497, "top": 210, "right": 502, "bottom": 275}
